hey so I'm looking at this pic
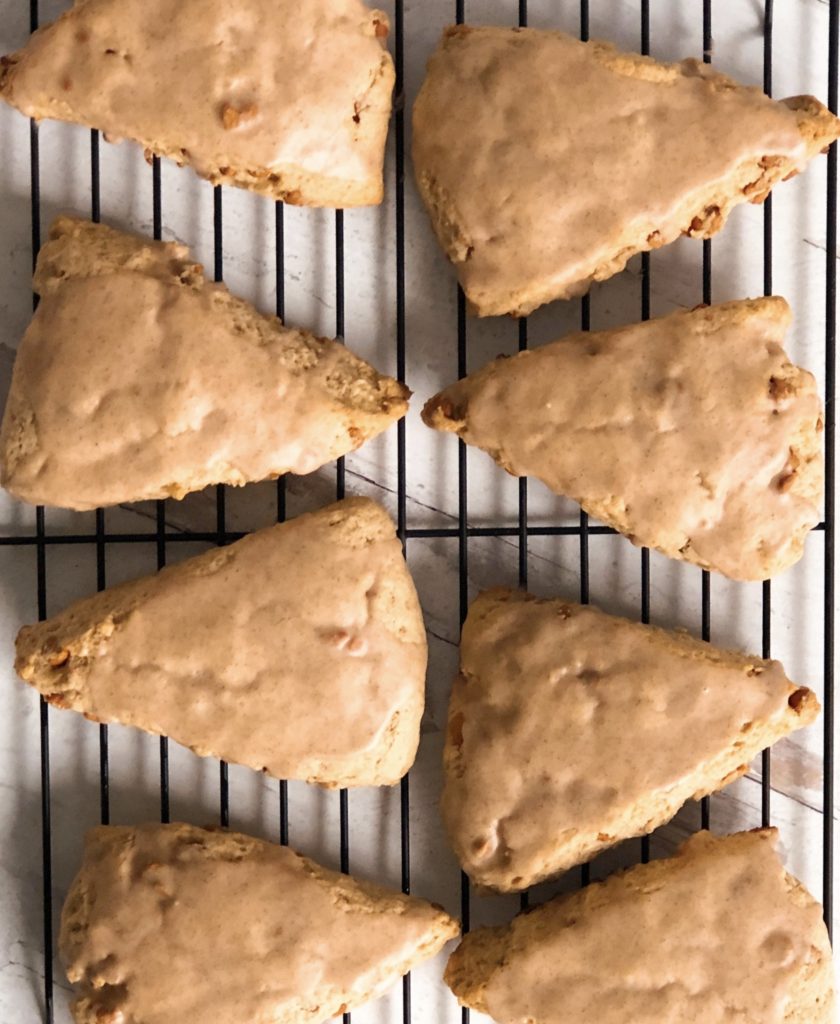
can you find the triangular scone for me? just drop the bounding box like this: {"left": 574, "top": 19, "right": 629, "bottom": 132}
{"left": 423, "top": 298, "right": 823, "bottom": 581}
{"left": 413, "top": 26, "right": 840, "bottom": 317}
{"left": 61, "top": 823, "right": 459, "bottom": 1024}
{"left": 0, "top": 217, "right": 408, "bottom": 511}
{"left": 0, "top": 0, "right": 394, "bottom": 206}
{"left": 443, "top": 589, "right": 819, "bottom": 892}
{"left": 445, "top": 830, "right": 834, "bottom": 1024}
{"left": 15, "top": 498, "right": 427, "bottom": 788}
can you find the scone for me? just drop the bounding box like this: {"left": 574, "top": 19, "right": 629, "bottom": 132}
{"left": 443, "top": 588, "right": 819, "bottom": 892}
{"left": 0, "top": 216, "right": 408, "bottom": 511}
{"left": 15, "top": 498, "right": 427, "bottom": 788}
{"left": 61, "top": 823, "right": 459, "bottom": 1024}
{"left": 0, "top": 0, "right": 395, "bottom": 205}
{"left": 412, "top": 25, "right": 840, "bottom": 317}
{"left": 445, "top": 829, "right": 834, "bottom": 1024}
{"left": 422, "top": 298, "right": 823, "bottom": 581}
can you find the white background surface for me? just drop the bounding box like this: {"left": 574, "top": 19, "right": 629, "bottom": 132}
{"left": 0, "top": 1, "right": 837, "bottom": 1022}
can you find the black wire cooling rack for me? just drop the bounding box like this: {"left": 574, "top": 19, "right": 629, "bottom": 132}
{"left": 0, "top": 1, "right": 835, "bottom": 1021}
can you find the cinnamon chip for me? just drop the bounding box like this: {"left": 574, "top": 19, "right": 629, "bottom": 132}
{"left": 220, "top": 101, "right": 258, "bottom": 131}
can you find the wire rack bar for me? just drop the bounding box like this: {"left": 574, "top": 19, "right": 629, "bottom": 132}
{"left": 89, "top": 134, "right": 110, "bottom": 829}
{"left": 454, "top": 14, "right": 468, "bottom": 1024}
{"left": 639, "top": 0, "right": 652, "bottom": 866}
{"left": 577, "top": 0, "right": 593, "bottom": 895}
{"left": 517, "top": 0, "right": 530, "bottom": 917}
{"left": 394, "top": 3, "right": 413, "bottom": 1021}
{"left": 211, "top": 183, "right": 230, "bottom": 830}
{"left": 272, "top": 189, "right": 291, "bottom": 849}
{"left": 761, "top": 0, "right": 775, "bottom": 831}
{"left": 150, "top": 157, "right": 171, "bottom": 825}
{"left": 0, "top": 519, "right": 829, "bottom": 548}
{"left": 516, "top": 0, "right": 529, "bottom": 606}
{"left": 699, "top": 0, "right": 714, "bottom": 835}
{"left": 330, "top": 157, "right": 353, "bottom": 1024}
{"left": 87, "top": 86, "right": 112, "bottom": 837}
{"left": 275, "top": 195, "right": 290, "bottom": 849}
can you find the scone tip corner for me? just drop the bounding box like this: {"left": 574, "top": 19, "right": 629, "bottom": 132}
{"left": 420, "top": 391, "right": 464, "bottom": 432}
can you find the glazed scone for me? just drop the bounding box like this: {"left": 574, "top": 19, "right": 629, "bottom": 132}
{"left": 445, "top": 829, "right": 834, "bottom": 1024}
{"left": 423, "top": 298, "right": 823, "bottom": 581}
{"left": 61, "top": 823, "right": 459, "bottom": 1024}
{"left": 15, "top": 498, "right": 427, "bottom": 788}
{"left": 0, "top": 0, "right": 394, "bottom": 205}
{"left": 412, "top": 25, "right": 840, "bottom": 317}
{"left": 443, "top": 589, "right": 819, "bottom": 892}
{"left": 0, "top": 216, "right": 408, "bottom": 511}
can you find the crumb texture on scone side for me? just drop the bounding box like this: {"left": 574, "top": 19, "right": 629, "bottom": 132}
{"left": 0, "top": 216, "right": 409, "bottom": 510}
{"left": 0, "top": 0, "right": 395, "bottom": 206}
{"left": 412, "top": 25, "right": 840, "bottom": 317}
{"left": 442, "top": 588, "right": 819, "bottom": 892}
{"left": 422, "top": 298, "right": 823, "bottom": 580}
{"left": 445, "top": 829, "right": 835, "bottom": 1024}
{"left": 61, "top": 823, "right": 459, "bottom": 1024}
{"left": 15, "top": 498, "right": 428, "bottom": 788}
